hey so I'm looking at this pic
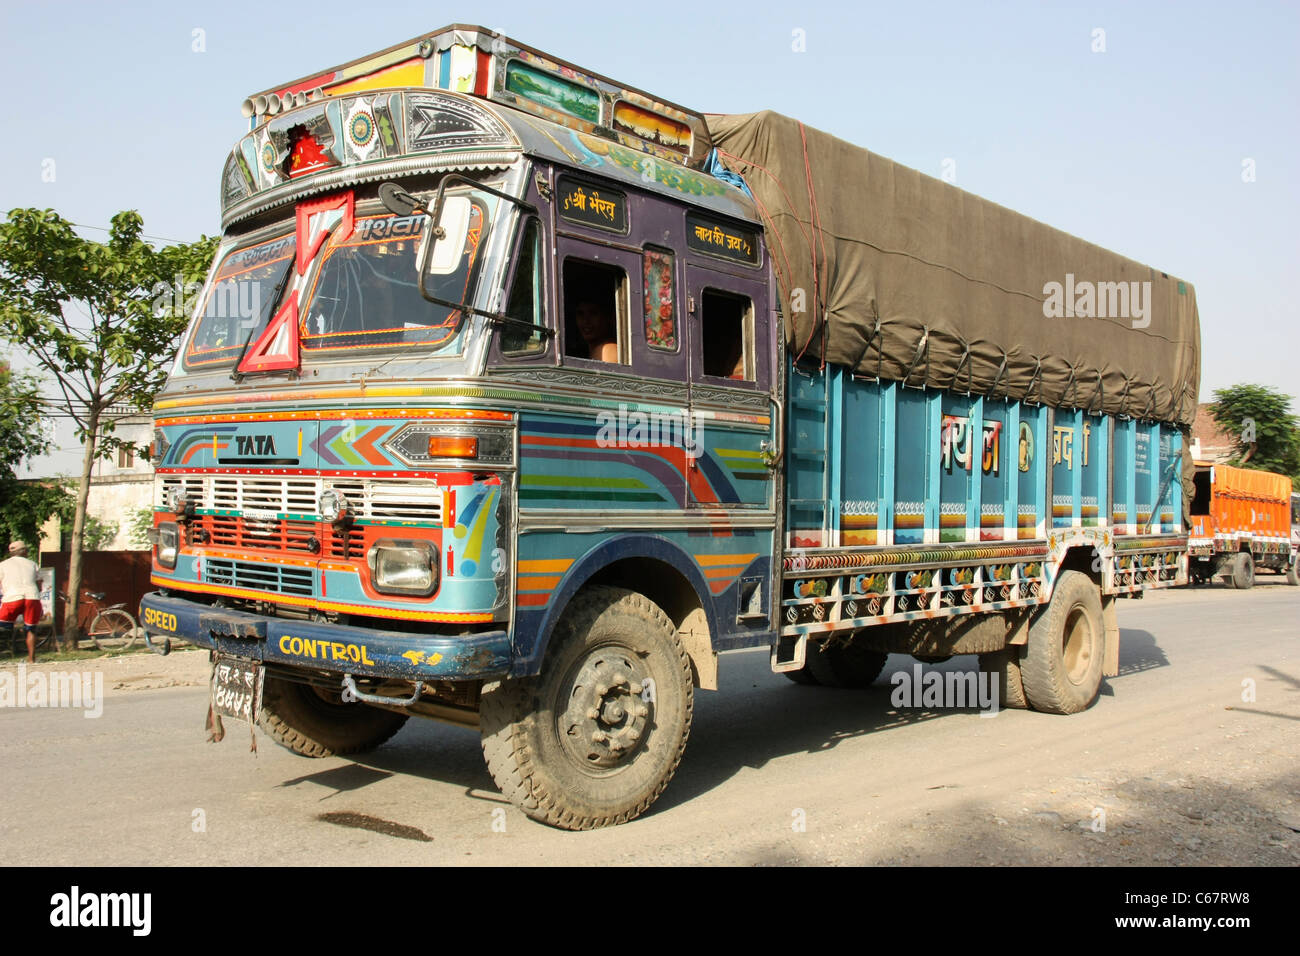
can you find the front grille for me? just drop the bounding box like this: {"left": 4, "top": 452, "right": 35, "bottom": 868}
{"left": 327, "top": 527, "right": 366, "bottom": 559}
{"left": 161, "top": 474, "right": 442, "bottom": 560}
{"left": 212, "top": 476, "right": 318, "bottom": 514}
{"left": 204, "top": 515, "right": 320, "bottom": 553}
{"left": 327, "top": 479, "right": 442, "bottom": 524}
{"left": 205, "top": 558, "right": 314, "bottom": 596}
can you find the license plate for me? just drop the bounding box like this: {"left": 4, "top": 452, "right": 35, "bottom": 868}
{"left": 212, "top": 656, "right": 263, "bottom": 723}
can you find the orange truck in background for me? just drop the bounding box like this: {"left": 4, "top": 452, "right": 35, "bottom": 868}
{"left": 1188, "top": 462, "right": 1298, "bottom": 587}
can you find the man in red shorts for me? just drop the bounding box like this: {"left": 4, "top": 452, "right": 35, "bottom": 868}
{"left": 1, "top": 540, "right": 42, "bottom": 662}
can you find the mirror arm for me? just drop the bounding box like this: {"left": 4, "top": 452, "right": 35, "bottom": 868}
{"left": 415, "top": 295, "right": 554, "bottom": 339}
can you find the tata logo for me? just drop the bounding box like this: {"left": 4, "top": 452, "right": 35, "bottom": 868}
{"left": 236, "top": 434, "right": 277, "bottom": 456}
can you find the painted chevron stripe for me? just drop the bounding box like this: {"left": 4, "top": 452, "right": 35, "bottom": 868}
{"left": 352, "top": 425, "right": 391, "bottom": 465}
{"left": 311, "top": 424, "right": 385, "bottom": 466}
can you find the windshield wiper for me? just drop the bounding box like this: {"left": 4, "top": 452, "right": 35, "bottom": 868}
{"left": 231, "top": 258, "right": 296, "bottom": 382}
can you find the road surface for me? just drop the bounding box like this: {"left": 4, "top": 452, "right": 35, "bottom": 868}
{"left": 2, "top": 579, "right": 1296, "bottom": 865}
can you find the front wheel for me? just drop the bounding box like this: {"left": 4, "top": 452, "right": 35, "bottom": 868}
{"left": 257, "top": 674, "right": 409, "bottom": 757}
{"left": 90, "top": 609, "right": 138, "bottom": 652}
{"left": 1287, "top": 554, "right": 1299, "bottom": 587}
{"left": 1020, "top": 570, "right": 1104, "bottom": 714}
{"left": 479, "top": 586, "right": 693, "bottom": 830}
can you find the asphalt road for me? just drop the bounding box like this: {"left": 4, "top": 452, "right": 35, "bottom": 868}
{"left": 2, "top": 578, "right": 1296, "bottom": 866}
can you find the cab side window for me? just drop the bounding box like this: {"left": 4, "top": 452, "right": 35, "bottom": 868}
{"left": 563, "top": 258, "right": 626, "bottom": 365}
{"left": 700, "top": 288, "right": 753, "bottom": 380}
{"left": 501, "top": 218, "right": 547, "bottom": 356}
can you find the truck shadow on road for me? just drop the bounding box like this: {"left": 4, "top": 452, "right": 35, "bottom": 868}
{"left": 1114, "top": 628, "right": 1169, "bottom": 678}
{"left": 278, "top": 627, "right": 1176, "bottom": 820}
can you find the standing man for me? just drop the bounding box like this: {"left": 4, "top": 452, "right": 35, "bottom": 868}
{"left": 1, "top": 541, "right": 42, "bottom": 662}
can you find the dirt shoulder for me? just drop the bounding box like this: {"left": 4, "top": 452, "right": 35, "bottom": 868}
{"left": 0, "top": 646, "right": 210, "bottom": 693}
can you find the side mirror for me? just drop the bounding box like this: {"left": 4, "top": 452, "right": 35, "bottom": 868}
{"left": 426, "top": 196, "right": 473, "bottom": 275}
{"left": 378, "top": 182, "right": 426, "bottom": 217}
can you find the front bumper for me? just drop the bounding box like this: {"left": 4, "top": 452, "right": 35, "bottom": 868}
{"left": 139, "top": 591, "right": 511, "bottom": 681}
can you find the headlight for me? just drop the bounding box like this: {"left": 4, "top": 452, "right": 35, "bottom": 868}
{"left": 157, "top": 523, "right": 179, "bottom": 569}
{"left": 320, "top": 488, "right": 351, "bottom": 523}
{"left": 367, "top": 539, "right": 438, "bottom": 597}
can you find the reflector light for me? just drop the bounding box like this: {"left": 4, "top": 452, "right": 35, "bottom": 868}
{"left": 427, "top": 436, "right": 478, "bottom": 458}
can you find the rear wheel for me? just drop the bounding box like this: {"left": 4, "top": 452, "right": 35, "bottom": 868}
{"left": 804, "top": 636, "right": 889, "bottom": 689}
{"left": 1020, "top": 571, "right": 1104, "bottom": 714}
{"left": 978, "top": 646, "right": 1029, "bottom": 709}
{"left": 257, "top": 675, "right": 409, "bottom": 757}
{"left": 479, "top": 586, "right": 693, "bottom": 830}
{"left": 782, "top": 663, "right": 821, "bottom": 685}
{"left": 89, "top": 609, "right": 138, "bottom": 651}
{"left": 1230, "top": 552, "right": 1254, "bottom": 590}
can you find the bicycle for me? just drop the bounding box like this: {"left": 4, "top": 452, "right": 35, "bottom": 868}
{"left": 58, "top": 589, "right": 140, "bottom": 652}
{"left": 0, "top": 616, "right": 53, "bottom": 657}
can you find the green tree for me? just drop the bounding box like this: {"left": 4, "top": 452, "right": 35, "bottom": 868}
{"left": 0, "top": 363, "right": 75, "bottom": 552}
{"left": 0, "top": 209, "right": 216, "bottom": 648}
{"left": 82, "top": 515, "right": 120, "bottom": 551}
{"left": 1208, "top": 384, "right": 1300, "bottom": 482}
{"left": 126, "top": 505, "right": 155, "bottom": 549}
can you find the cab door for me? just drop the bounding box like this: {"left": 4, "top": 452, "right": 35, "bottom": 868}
{"left": 684, "top": 262, "right": 777, "bottom": 511}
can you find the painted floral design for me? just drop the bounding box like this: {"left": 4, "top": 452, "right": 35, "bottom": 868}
{"left": 643, "top": 250, "right": 676, "bottom": 349}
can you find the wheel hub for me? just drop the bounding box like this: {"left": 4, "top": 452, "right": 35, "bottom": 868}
{"left": 560, "top": 653, "right": 651, "bottom": 770}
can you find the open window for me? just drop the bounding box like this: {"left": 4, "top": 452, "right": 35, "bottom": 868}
{"left": 563, "top": 258, "right": 627, "bottom": 365}
{"left": 700, "top": 287, "right": 753, "bottom": 381}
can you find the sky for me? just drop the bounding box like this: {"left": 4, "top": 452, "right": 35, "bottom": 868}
{"left": 1, "top": 0, "right": 1297, "bottom": 473}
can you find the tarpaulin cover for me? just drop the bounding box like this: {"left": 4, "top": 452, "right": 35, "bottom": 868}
{"left": 1214, "top": 464, "right": 1293, "bottom": 502}
{"left": 706, "top": 111, "right": 1202, "bottom": 427}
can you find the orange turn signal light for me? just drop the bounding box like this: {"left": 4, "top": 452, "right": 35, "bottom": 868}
{"left": 427, "top": 435, "right": 478, "bottom": 458}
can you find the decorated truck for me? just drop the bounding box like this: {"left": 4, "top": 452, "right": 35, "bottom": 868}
{"left": 1188, "top": 462, "right": 1298, "bottom": 587}
{"left": 140, "top": 26, "right": 1201, "bottom": 829}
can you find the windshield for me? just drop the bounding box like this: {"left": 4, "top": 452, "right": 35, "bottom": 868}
{"left": 300, "top": 203, "right": 490, "bottom": 357}
{"left": 183, "top": 234, "right": 294, "bottom": 370}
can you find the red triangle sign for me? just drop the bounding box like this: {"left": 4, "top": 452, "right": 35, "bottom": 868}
{"left": 296, "top": 191, "right": 354, "bottom": 276}
{"left": 237, "top": 297, "right": 299, "bottom": 374}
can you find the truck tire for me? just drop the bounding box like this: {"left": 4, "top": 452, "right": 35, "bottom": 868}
{"left": 782, "top": 664, "right": 821, "bottom": 685}
{"left": 257, "top": 674, "right": 409, "bottom": 757}
{"left": 804, "top": 636, "right": 889, "bottom": 688}
{"left": 1020, "top": 571, "right": 1104, "bottom": 715}
{"left": 1230, "top": 551, "right": 1254, "bottom": 590}
{"left": 978, "top": 646, "right": 1029, "bottom": 710}
{"left": 479, "top": 586, "right": 692, "bottom": 830}
{"left": 1287, "top": 554, "right": 1299, "bottom": 587}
